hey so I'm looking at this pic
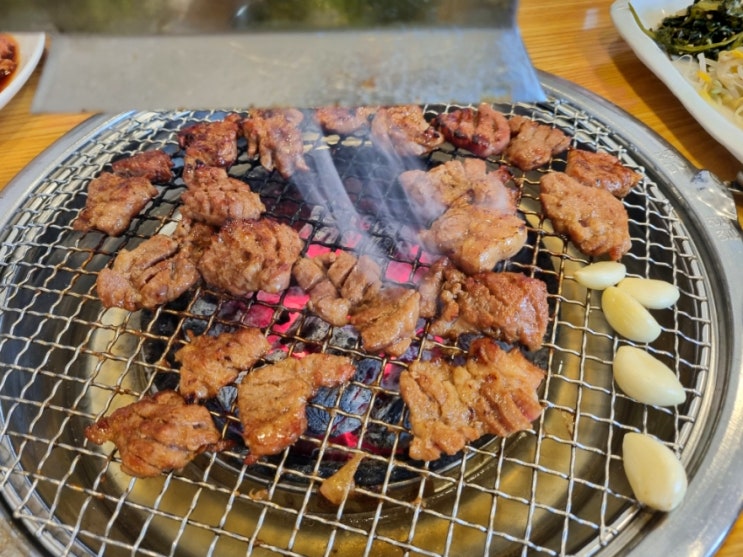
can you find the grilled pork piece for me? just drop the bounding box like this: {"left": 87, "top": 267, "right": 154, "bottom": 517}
{"left": 399, "top": 337, "right": 544, "bottom": 461}
{"left": 173, "top": 217, "right": 216, "bottom": 265}
{"left": 292, "top": 251, "right": 382, "bottom": 327}
{"left": 175, "top": 327, "right": 271, "bottom": 400}
{"left": 539, "top": 171, "right": 631, "bottom": 261}
{"left": 314, "top": 106, "right": 376, "bottom": 135}
{"left": 350, "top": 285, "right": 421, "bottom": 357}
{"left": 420, "top": 203, "right": 527, "bottom": 275}
{"left": 506, "top": 115, "right": 570, "bottom": 171}
{"left": 370, "top": 105, "right": 444, "bottom": 157}
{"left": 178, "top": 114, "right": 242, "bottom": 185}
{"left": 435, "top": 103, "right": 511, "bottom": 158}
{"left": 399, "top": 158, "right": 517, "bottom": 222}
{"left": 111, "top": 149, "right": 173, "bottom": 183}
{"left": 85, "top": 390, "right": 230, "bottom": 477}
{"left": 181, "top": 166, "right": 265, "bottom": 227}
{"left": 293, "top": 250, "right": 420, "bottom": 356}
{"left": 242, "top": 108, "right": 309, "bottom": 179}
{"left": 237, "top": 354, "right": 356, "bottom": 463}
{"left": 418, "top": 257, "right": 449, "bottom": 319}
{"left": 419, "top": 258, "right": 549, "bottom": 352}
{"left": 409, "top": 158, "right": 526, "bottom": 274}
{"left": 73, "top": 172, "right": 158, "bottom": 236}
{"left": 96, "top": 235, "right": 200, "bottom": 311}
{"left": 293, "top": 258, "right": 351, "bottom": 326}
{"left": 565, "top": 148, "right": 641, "bottom": 198}
{"left": 198, "top": 218, "right": 303, "bottom": 296}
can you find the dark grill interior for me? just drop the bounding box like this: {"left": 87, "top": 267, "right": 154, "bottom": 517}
{"left": 0, "top": 95, "right": 715, "bottom": 557}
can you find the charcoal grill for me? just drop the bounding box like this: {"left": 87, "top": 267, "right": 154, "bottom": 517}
{"left": 0, "top": 73, "right": 741, "bottom": 556}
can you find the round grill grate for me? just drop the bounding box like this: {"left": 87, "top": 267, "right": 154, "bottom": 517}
{"left": 0, "top": 74, "right": 741, "bottom": 557}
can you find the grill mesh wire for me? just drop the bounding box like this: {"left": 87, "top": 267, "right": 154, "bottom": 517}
{"left": 0, "top": 97, "right": 712, "bottom": 557}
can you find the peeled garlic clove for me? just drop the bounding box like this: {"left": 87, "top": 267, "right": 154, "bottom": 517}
{"left": 617, "top": 277, "right": 680, "bottom": 309}
{"left": 574, "top": 261, "right": 627, "bottom": 290}
{"left": 602, "top": 286, "right": 661, "bottom": 342}
{"left": 613, "top": 346, "right": 686, "bottom": 406}
{"left": 622, "top": 432, "right": 687, "bottom": 511}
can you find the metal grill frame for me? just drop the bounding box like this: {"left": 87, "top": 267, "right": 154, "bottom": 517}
{"left": 0, "top": 73, "right": 741, "bottom": 557}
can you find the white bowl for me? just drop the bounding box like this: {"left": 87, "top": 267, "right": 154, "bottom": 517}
{"left": 0, "top": 32, "right": 45, "bottom": 111}
{"left": 611, "top": 0, "right": 743, "bottom": 165}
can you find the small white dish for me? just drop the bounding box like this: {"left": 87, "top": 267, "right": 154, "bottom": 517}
{"left": 0, "top": 32, "right": 45, "bottom": 111}
{"left": 611, "top": 0, "right": 743, "bottom": 165}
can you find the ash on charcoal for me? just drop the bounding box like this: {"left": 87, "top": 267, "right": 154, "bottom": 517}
{"left": 189, "top": 293, "right": 221, "bottom": 318}
{"left": 284, "top": 314, "right": 332, "bottom": 343}
{"left": 307, "top": 383, "right": 373, "bottom": 437}
{"left": 354, "top": 358, "right": 384, "bottom": 384}
{"left": 328, "top": 324, "right": 361, "bottom": 350}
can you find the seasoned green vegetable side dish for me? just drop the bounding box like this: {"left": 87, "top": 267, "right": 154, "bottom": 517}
{"left": 638, "top": 0, "right": 743, "bottom": 59}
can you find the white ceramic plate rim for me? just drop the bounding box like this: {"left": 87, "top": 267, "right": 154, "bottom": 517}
{"left": 610, "top": 0, "right": 743, "bottom": 165}
{"left": 0, "top": 32, "right": 45, "bottom": 111}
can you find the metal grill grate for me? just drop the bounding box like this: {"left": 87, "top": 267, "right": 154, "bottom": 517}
{"left": 0, "top": 77, "right": 736, "bottom": 557}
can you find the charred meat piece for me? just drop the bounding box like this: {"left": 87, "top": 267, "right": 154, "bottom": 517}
{"left": 350, "top": 286, "right": 421, "bottom": 357}
{"left": 435, "top": 103, "right": 510, "bottom": 158}
{"left": 421, "top": 203, "right": 527, "bottom": 275}
{"left": 399, "top": 158, "right": 517, "bottom": 222}
{"left": 506, "top": 115, "right": 570, "bottom": 171}
{"left": 242, "top": 108, "right": 309, "bottom": 179}
{"left": 111, "top": 149, "right": 173, "bottom": 183}
{"left": 178, "top": 114, "right": 241, "bottom": 184}
{"left": 292, "top": 251, "right": 382, "bottom": 327}
{"left": 237, "top": 354, "right": 356, "bottom": 462}
{"left": 565, "top": 148, "right": 641, "bottom": 198}
{"left": 314, "top": 106, "right": 376, "bottom": 135}
{"left": 421, "top": 259, "right": 549, "bottom": 352}
{"left": 175, "top": 327, "right": 271, "bottom": 400}
{"left": 181, "top": 166, "right": 265, "bottom": 227}
{"left": 73, "top": 172, "right": 157, "bottom": 236}
{"left": 84, "top": 390, "right": 230, "bottom": 478}
{"left": 370, "top": 105, "right": 444, "bottom": 157}
{"left": 540, "top": 171, "right": 631, "bottom": 261}
{"left": 96, "top": 235, "right": 200, "bottom": 311}
{"left": 399, "top": 337, "right": 544, "bottom": 461}
{"left": 199, "top": 218, "right": 303, "bottom": 296}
